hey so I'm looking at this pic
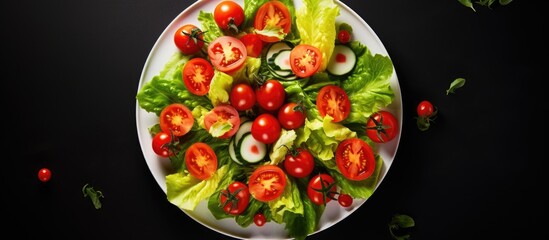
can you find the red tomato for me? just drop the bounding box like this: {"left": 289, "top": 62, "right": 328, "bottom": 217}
{"left": 316, "top": 85, "right": 351, "bottom": 123}
{"left": 239, "top": 34, "right": 263, "bottom": 58}
{"left": 417, "top": 100, "right": 434, "bottom": 117}
{"left": 255, "top": 79, "right": 285, "bottom": 111}
{"left": 182, "top": 58, "right": 214, "bottom": 96}
{"left": 253, "top": 213, "right": 266, "bottom": 226}
{"left": 185, "top": 142, "right": 218, "bottom": 180}
{"left": 213, "top": 1, "right": 244, "bottom": 31}
{"left": 207, "top": 36, "right": 247, "bottom": 73}
{"left": 38, "top": 168, "right": 52, "bottom": 182}
{"left": 277, "top": 102, "right": 306, "bottom": 130}
{"left": 290, "top": 44, "right": 322, "bottom": 78}
{"left": 335, "top": 138, "right": 376, "bottom": 181}
{"left": 174, "top": 24, "right": 205, "bottom": 55}
{"left": 251, "top": 113, "right": 281, "bottom": 144}
{"left": 338, "top": 193, "right": 353, "bottom": 207}
{"left": 337, "top": 29, "right": 351, "bottom": 44}
{"left": 307, "top": 173, "right": 337, "bottom": 205}
{"left": 283, "top": 148, "right": 314, "bottom": 178}
{"left": 219, "top": 181, "right": 250, "bottom": 215}
{"left": 366, "top": 110, "right": 399, "bottom": 143}
{"left": 253, "top": 0, "right": 292, "bottom": 42}
{"left": 152, "top": 132, "right": 174, "bottom": 157}
{"left": 230, "top": 83, "right": 256, "bottom": 111}
{"left": 204, "top": 105, "right": 241, "bottom": 139}
{"left": 159, "top": 103, "right": 194, "bottom": 137}
{"left": 248, "top": 165, "right": 286, "bottom": 202}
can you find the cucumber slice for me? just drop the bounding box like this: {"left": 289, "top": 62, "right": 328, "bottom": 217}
{"left": 273, "top": 50, "right": 292, "bottom": 71}
{"left": 266, "top": 41, "right": 293, "bottom": 61}
{"left": 228, "top": 139, "right": 243, "bottom": 165}
{"left": 327, "top": 44, "right": 356, "bottom": 76}
{"left": 235, "top": 121, "right": 253, "bottom": 144}
{"left": 238, "top": 133, "right": 266, "bottom": 164}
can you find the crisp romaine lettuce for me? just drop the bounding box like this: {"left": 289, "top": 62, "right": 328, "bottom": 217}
{"left": 268, "top": 176, "right": 304, "bottom": 223}
{"left": 198, "top": 11, "right": 223, "bottom": 43}
{"left": 269, "top": 129, "right": 297, "bottom": 165}
{"left": 296, "top": 0, "right": 340, "bottom": 71}
{"left": 208, "top": 70, "right": 233, "bottom": 106}
{"left": 166, "top": 165, "right": 229, "bottom": 211}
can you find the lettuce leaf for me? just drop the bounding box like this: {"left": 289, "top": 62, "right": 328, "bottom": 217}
{"left": 208, "top": 70, "right": 233, "bottom": 106}
{"left": 296, "top": 0, "right": 340, "bottom": 71}
{"left": 198, "top": 11, "right": 223, "bottom": 43}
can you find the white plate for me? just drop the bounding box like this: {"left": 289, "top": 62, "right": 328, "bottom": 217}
{"left": 136, "top": 0, "right": 402, "bottom": 239}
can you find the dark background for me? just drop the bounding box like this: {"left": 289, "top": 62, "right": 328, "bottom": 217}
{"left": 3, "top": 0, "right": 544, "bottom": 239}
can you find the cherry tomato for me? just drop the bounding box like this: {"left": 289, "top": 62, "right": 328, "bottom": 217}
{"left": 255, "top": 79, "right": 285, "bottom": 111}
{"left": 316, "top": 85, "right": 351, "bottom": 123}
{"left": 230, "top": 83, "right": 256, "bottom": 111}
{"left": 251, "top": 113, "right": 281, "bottom": 144}
{"left": 254, "top": 0, "right": 292, "bottom": 43}
{"left": 213, "top": 1, "right": 245, "bottom": 31}
{"left": 307, "top": 173, "right": 337, "bottom": 205}
{"left": 207, "top": 36, "right": 247, "bottom": 73}
{"left": 417, "top": 100, "right": 434, "bottom": 117}
{"left": 338, "top": 193, "right": 353, "bottom": 207}
{"left": 204, "top": 105, "right": 241, "bottom": 139}
{"left": 248, "top": 165, "right": 287, "bottom": 202}
{"left": 337, "top": 29, "right": 351, "bottom": 44}
{"left": 239, "top": 34, "right": 263, "bottom": 58}
{"left": 182, "top": 58, "right": 214, "bottom": 96}
{"left": 174, "top": 24, "right": 205, "bottom": 55}
{"left": 38, "top": 168, "right": 52, "bottom": 182}
{"left": 290, "top": 44, "right": 322, "bottom": 78}
{"left": 366, "top": 110, "right": 399, "bottom": 143}
{"left": 335, "top": 138, "right": 376, "bottom": 181}
{"left": 283, "top": 148, "right": 314, "bottom": 178}
{"left": 185, "top": 142, "right": 218, "bottom": 180}
{"left": 253, "top": 213, "right": 266, "bottom": 226}
{"left": 152, "top": 132, "right": 174, "bottom": 157}
{"left": 277, "top": 102, "right": 306, "bottom": 130}
{"left": 159, "top": 103, "right": 194, "bottom": 137}
{"left": 219, "top": 181, "right": 250, "bottom": 215}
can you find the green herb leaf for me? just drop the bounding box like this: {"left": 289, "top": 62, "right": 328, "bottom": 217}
{"left": 446, "top": 78, "right": 466, "bottom": 95}
{"left": 389, "top": 214, "right": 415, "bottom": 240}
{"left": 499, "top": 0, "right": 513, "bottom": 5}
{"left": 82, "top": 183, "right": 104, "bottom": 210}
{"left": 458, "top": 0, "right": 476, "bottom": 11}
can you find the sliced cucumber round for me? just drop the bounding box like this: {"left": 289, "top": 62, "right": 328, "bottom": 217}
{"left": 228, "top": 139, "right": 243, "bottom": 165}
{"left": 234, "top": 121, "right": 253, "bottom": 144}
{"left": 238, "top": 133, "right": 266, "bottom": 164}
{"left": 266, "top": 41, "right": 293, "bottom": 61}
{"left": 327, "top": 44, "right": 356, "bottom": 76}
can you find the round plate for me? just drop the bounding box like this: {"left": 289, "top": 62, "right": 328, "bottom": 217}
{"left": 136, "top": 0, "right": 402, "bottom": 239}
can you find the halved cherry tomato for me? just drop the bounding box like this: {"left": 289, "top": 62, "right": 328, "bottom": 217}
{"left": 174, "top": 24, "right": 205, "bottom": 55}
{"left": 283, "top": 148, "right": 314, "bottom": 178}
{"left": 204, "top": 104, "right": 241, "bottom": 139}
{"left": 185, "top": 142, "right": 218, "bottom": 180}
{"left": 230, "top": 83, "right": 256, "bottom": 111}
{"left": 207, "top": 36, "right": 247, "bottom": 73}
{"left": 239, "top": 34, "right": 263, "bottom": 58}
{"left": 307, "top": 173, "right": 337, "bottom": 205}
{"left": 366, "top": 110, "right": 399, "bottom": 143}
{"left": 255, "top": 79, "right": 285, "bottom": 111}
{"left": 316, "top": 85, "right": 351, "bottom": 122}
{"left": 251, "top": 113, "right": 281, "bottom": 144}
{"left": 219, "top": 181, "right": 250, "bottom": 215}
{"left": 182, "top": 58, "right": 214, "bottom": 96}
{"left": 253, "top": 0, "right": 292, "bottom": 43}
{"left": 290, "top": 44, "right": 322, "bottom": 78}
{"left": 152, "top": 132, "right": 174, "bottom": 157}
{"left": 248, "top": 165, "right": 286, "bottom": 202}
{"left": 159, "top": 103, "right": 194, "bottom": 137}
{"left": 213, "top": 1, "right": 245, "bottom": 32}
{"left": 277, "top": 102, "right": 306, "bottom": 130}
{"left": 335, "top": 138, "right": 376, "bottom": 181}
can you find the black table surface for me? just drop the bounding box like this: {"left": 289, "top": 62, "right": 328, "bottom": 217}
{"left": 4, "top": 0, "right": 544, "bottom": 239}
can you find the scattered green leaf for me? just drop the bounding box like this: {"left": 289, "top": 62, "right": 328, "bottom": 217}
{"left": 446, "top": 78, "right": 466, "bottom": 95}
{"left": 82, "top": 183, "right": 104, "bottom": 210}
{"left": 389, "top": 214, "right": 415, "bottom": 240}
{"left": 458, "top": 0, "right": 512, "bottom": 11}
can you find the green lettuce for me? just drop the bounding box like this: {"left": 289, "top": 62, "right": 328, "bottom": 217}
{"left": 166, "top": 165, "right": 229, "bottom": 211}
{"left": 269, "top": 129, "right": 297, "bottom": 165}
{"left": 296, "top": 0, "right": 340, "bottom": 71}
{"left": 208, "top": 70, "right": 233, "bottom": 106}
{"left": 198, "top": 11, "right": 223, "bottom": 43}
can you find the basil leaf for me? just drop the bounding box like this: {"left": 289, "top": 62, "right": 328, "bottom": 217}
{"left": 446, "top": 78, "right": 466, "bottom": 95}
{"left": 82, "top": 183, "right": 104, "bottom": 210}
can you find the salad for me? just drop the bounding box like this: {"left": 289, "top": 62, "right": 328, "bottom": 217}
{"left": 136, "top": 0, "right": 398, "bottom": 239}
